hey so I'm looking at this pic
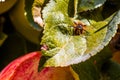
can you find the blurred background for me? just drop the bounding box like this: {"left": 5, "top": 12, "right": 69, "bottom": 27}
{"left": 0, "top": 0, "right": 41, "bottom": 70}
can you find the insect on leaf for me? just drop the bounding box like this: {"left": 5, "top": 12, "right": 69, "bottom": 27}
{"left": 40, "top": 0, "right": 120, "bottom": 67}
{"left": 41, "top": 0, "right": 87, "bottom": 67}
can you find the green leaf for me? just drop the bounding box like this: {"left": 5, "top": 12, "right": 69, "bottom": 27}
{"left": 77, "top": 0, "right": 106, "bottom": 13}
{"left": 40, "top": 0, "right": 120, "bottom": 67}
{"left": 82, "top": 20, "right": 108, "bottom": 54}
{"left": 43, "top": 36, "right": 87, "bottom": 67}
{"left": 41, "top": 0, "right": 87, "bottom": 67}
{"left": 102, "top": 11, "right": 120, "bottom": 45}
{"left": 42, "top": 0, "right": 72, "bottom": 24}
{"left": 78, "top": 7, "right": 104, "bottom": 21}
{"left": 83, "top": 10, "right": 120, "bottom": 60}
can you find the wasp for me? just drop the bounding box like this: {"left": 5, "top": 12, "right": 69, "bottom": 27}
{"left": 73, "top": 20, "right": 86, "bottom": 35}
